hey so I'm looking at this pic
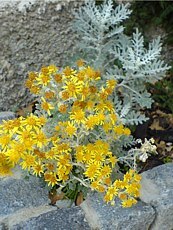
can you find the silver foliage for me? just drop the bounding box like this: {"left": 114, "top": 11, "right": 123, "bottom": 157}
{"left": 72, "top": 0, "right": 170, "bottom": 126}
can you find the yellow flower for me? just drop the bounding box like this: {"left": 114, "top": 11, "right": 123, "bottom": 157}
{"left": 95, "top": 112, "right": 105, "bottom": 125}
{"left": 113, "top": 124, "right": 124, "bottom": 135}
{"left": 0, "top": 134, "right": 11, "bottom": 150}
{"left": 20, "top": 154, "right": 36, "bottom": 170}
{"left": 58, "top": 154, "right": 71, "bottom": 169}
{"left": 55, "top": 143, "right": 71, "bottom": 153}
{"left": 21, "top": 114, "right": 41, "bottom": 130}
{"left": 70, "top": 109, "right": 86, "bottom": 124}
{"left": 0, "top": 119, "right": 20, "bottom": 134}
{"left": 5, "top": 149, "right": 21, "bottom": 166}
{"left": 36, "top": 73, "right": 50, "bottom": 86}
{"left": 100, "top": 165, "right": 112, "bottom": 177}
{"left": 48, "top": 65, "right": 58, "bottom": 74}
{"left": 41, "top": 66, "right": 49, "bottom": 75}
{"left": 63, "top": 66, "right": 75, "bottom": 76}
{"left": 38, "top": 116, "right": 47, "bottom": 126}
{"left": 63, "top": 78, "right": 83, "bottom": 98}
{"left": 75, "top": 145, "right": 85, "bottom": 163}
{"left": 30, "top": 85, "right": 41, "bottom": 94}
{"left": 103, "top": 122, "right": 112, "bottom": 133}
{"left": 17, "top": 127, "right": 33, "bottom": 143}
{"left": 32, "top": 162, "right": 44, "bottom": 176}
{"left": 0, "top": 154, "right": 13, "bottom": 176}
{"left": 109, "top": 113, "right": 118, "bottom": 125}
{"left": 54, "top": 73, "right": 62, "bottom": 83}
{"left": 58, "top": 104, "right": 68, "bottom": 114}
{"left": 41, "top": 97, "right": 54, "bottom": 116}
{"left": 84, "top": 163, "right": 100, "bottom": 180}
{"left": 32, "top": 128, "right": 48, "bottom": 148}
{"left": 85, "top": 115, "right": 97, "bottom": 130}
{"left": 123, "top": 128, "right": 131, "bottom": 136}
{"left": 44, "top": 172, "right": 58, "bottom": 187}
{"left": 25, "top": 79, "right": 34, "bottom": 89}
{"left": 44, "top": 91, "right": 55, "bottom": 99}
{"left": 28, "top": 71, "right": 38, "bottom": 81}
{"left": 121, "top": 198, "right": 137, "bottom": 208}
{"left": 106, "top": 79, "right": 117, "bottom": 89}
{"left": 60, "top": 90, "right": 70, "bottom": 100}
{"left": 45, "top": 149, "right": 57, "bottom": 159}
{"left": 108, "top": 155, "right": 118, "bottom": 166}
{"left": 65, "top": 121, "right": 77, "bottom": 137}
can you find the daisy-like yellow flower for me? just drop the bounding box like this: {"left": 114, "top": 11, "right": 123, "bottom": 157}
{"left": 113, "top": 124, "right": 124, "bottom": 135}
{"left": 0, "top": 134, "right": 12, "bottom": 150}
{"left": 41, "top": 66, "right": 49, "bottom": 75}
{"left": 5, "top": 148, "right": 21, "bottom": 166}
{"left": 63, "top": 66, "right": 76, "bottom": 77}
{"left": 84, "top": 163, "right": 100, "bottom": 180}
{"left": 36, "top": 73, "right": 50, "bottom": 86}
{"left": 58, "top": 104, "right": 68, "bottom": 114}
{"left": 28, "top": 71, "right": 38, "bottom": 81}
{"left": 121, "top": 198, "right": 137, "bottom": 208}
{"left": 0, "top": 154, "right": 13, "bottom": 176}
{"left": 32, "top": 128, "right": 48, "bottom": 148}
{"left": 30, "top": 85, "right": 40, "bottom": 94}
{"left": 54, "top": 73, "right": 62, "bottom": 83}
{"left": 85, "top": 115, "right": 97, "bottom": 130}
{"left": 21, "top": 114, "right": 41, "bottom": 130}
{"left": 44, "top": 91, "right": 55, "bottom": 100}
{"left": 41, "top": 97, "right": 54, "bottom": 116}
{"left": 65, "top": 121, "right": 77, "bottom": 137}
{"left": 16, "top": 127, "right": 33, "bottom": 143}
{"left": 70, "top": 109, "right": 86, "bottom": 124}
{"left": 63, "top": 78, "right": 83, "bottom": 98}
{"left": 25, "top": 79, "right": 34, "bottom": 89}
{"left": 106, "top": 79, "right": 117, "bottom": 89}
{"left": 44, "top": 172, "right": 58, "bottom": 187}
{"left": 32, "top": 161, "right": 44, "bottom": 177}
{"left": 95, "top": 112, "right": 105, "bottom": 125}
{"left": 0, "top": 119, "right": 18, "bottom": 134}
{"left": 48, "top": 65, "right": 58, "bottom": 74}
{"left": 20, "top": 154, "right": 36, "bottom": 170}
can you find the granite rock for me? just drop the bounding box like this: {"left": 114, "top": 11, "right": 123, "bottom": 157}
{"left": 81, "top": 193, "right": 155, "bottom": 230}
{"left": 140, "top": 163, "right": 173, "bottom": 230}
{"left": 0, "top": 175, "right": 49, "bottom": 216}
{"left": 11, "top": 207, "right": 90, "bottom": 230}
{"left": 0, "top": 0, "right": 83, "bottom": 111}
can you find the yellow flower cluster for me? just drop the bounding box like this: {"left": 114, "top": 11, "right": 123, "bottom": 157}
{"left": 0, "top": 61, "right": 141, "bottom": 207}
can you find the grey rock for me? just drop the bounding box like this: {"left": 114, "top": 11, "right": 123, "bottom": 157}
{"left": 0, "top": 111, "right": 15, "bottom": 123}
{"left": 0, "top": 176, "right": 49, "bottom": 216}
{"left": 0, "top": 0, "right": 84, "bottom": 111}
{"left": 81, "top": 193, "right": 155, "bottom": 230}
{"left": 140, "top": 163, "right": 173, "bottom": 230}
{"left": 11, "top": 207, "right": 90, "bottom": 230}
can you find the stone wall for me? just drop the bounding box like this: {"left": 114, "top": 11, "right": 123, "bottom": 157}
{"left": 0, "top": 0, "right": 83, "bottom": 111}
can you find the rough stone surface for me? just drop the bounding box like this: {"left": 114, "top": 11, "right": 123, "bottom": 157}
{"left": 0, "top": 0, "right": 83, "bottom": 111}
{"left": 0, "top": 112, "right": 15, "bottom": 123}
{"left": 11, "top": 207, "right": 90, "bottom": 230}
{"left": 81, "top": 193, "right": 155, "bottom": 230}
{"left": 140, "top": 163, "right": 173, "bottom": 230}
{"left": 0, "top": 168, "right": 90, "bottom": 230}
{"left": 0, "top": 175, "right": 49, "bottom": 216}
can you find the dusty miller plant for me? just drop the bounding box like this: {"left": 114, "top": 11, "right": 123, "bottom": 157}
{"left": 72, "top": 0, "right": 170, "bottom": 126}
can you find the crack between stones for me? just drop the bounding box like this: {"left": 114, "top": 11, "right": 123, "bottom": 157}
{"left": 0, "top": 204, "right": 57, "bottom": 229}
{"left": 148, "top": 203, "right": 158, "bottom": 230}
